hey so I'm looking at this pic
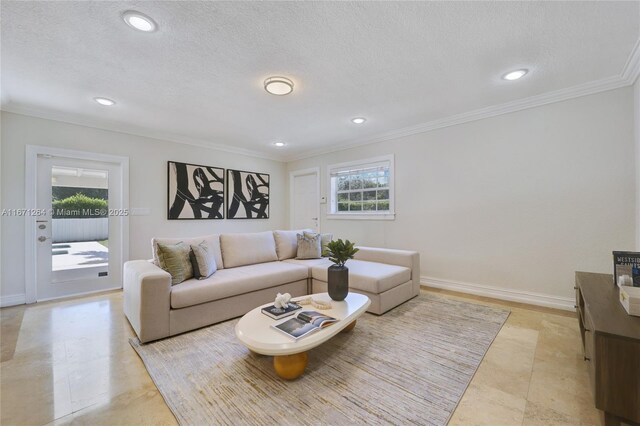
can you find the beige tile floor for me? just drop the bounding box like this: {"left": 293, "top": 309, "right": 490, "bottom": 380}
{"left": 0, "top": 288, "right": 600, "bottom": 426}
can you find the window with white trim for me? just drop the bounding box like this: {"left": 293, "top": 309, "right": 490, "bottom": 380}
{"left": 327, "top": 155, "right": 394, "bottom": 219}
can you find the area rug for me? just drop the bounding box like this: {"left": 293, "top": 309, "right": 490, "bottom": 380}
{"left": 130, "top": 294, "right": 509, "bottom": 426}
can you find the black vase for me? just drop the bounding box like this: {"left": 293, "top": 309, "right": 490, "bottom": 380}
{"left": 327, "top": 265, "right": 349, "bottom": 301}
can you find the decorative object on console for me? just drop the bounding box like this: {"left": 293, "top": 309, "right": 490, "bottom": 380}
{"left": 324, "top": 239, "right": 359, "bottom": 301}
{"left": 612, "top": 251, "right": 640, "bottom": 287}
{"left": 226, "top": 169, "right": 269, "bottom": 219}
{"left": 168, "top": 161, "right": 224, "bottom": 220}
{"left": 619, "top": 285, "right": 640, "bottom": 316}
{"left": 296, "top": 232, "right": 322, "bottom": 259}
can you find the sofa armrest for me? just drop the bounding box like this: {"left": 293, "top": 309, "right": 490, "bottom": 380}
{"left": 123, "top": 260, "right": 171, "bottom": 343}
{"left": 354, "top": 246, "right": 421, "bottom": 295}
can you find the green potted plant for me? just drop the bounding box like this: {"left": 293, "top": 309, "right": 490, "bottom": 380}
{"left": 323, "top": 239, "right": 359, "bottom": 301}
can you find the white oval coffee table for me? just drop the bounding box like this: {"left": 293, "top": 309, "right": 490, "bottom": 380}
{"left": 235, "top": 292, "right": 370, "bottom": 380}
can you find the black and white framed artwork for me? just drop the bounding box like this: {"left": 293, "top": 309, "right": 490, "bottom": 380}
{"left": 226, "top": 169, "right": 269, "bottom": 219}
{"left": 167, "top": 161, "right": 224, "bottom": 219}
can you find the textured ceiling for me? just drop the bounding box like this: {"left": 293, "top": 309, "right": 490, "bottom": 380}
{"left": 2, "top": 1, "right": 639, "bottom": 161}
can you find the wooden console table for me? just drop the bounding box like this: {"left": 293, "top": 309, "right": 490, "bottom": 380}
{"left": 575, "top": 272, "right": 640, "bottom": 426}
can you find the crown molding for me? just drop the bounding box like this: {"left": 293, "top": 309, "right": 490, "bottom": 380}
{"left": 284, "top": 74, "right": 629, "bottom": 162}
{"left": 0, "top": 104, "right": 285, "bottom": 162}
{"left": 286, "top": 37, "right": 640, "bottom": 162}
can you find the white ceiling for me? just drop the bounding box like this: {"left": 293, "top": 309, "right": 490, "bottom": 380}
{"left": 2, "top": 1, "right": 639, "bottom": 161}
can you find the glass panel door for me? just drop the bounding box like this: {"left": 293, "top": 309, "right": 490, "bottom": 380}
{"left": 36, "top": 155, "right": 122, "bottom": 300}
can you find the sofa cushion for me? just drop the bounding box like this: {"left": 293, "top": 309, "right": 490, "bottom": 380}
{"left": 156, "top": 242, "right": 193, "bottom": 285}
{"left": 220, "top": 231, "right": 278, "bottom": 268}
{"left": 190, "top": 241, "right": 217, "bottom": 279}
{"left": 153, "top": 235, "right": 224, "bottom": 269}
{"left": 311, "top": 259, "right": 411, "bottom": 294}
{"left": 283, "top": 258, "right": 332, "bottom": 277}
{"left": 273, "top": 229, "right": 312, "bottom": 260}
{"left": 170, "top": 261, "right": 309, "bottom": 309}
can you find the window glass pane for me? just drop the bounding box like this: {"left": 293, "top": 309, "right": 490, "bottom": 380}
{"left": 363, "top": 173, "right": 377, "bottom": 188}
{"left": 363, "top": 190, "right": 376, "bottom": 201}
{"left": 362, "top": 201, "right": 376, "bottom": 211}
{"left": 337, "top": 176, "right": 349, "bottom": 191}
{"left": 377, "top": 201, "right": 390, "bottom": 211}
{"left": 349, "top": 175, "right": 363, "bottom": 190}
{"left": 329, "top": 158, "right": 392, "bottom": 215}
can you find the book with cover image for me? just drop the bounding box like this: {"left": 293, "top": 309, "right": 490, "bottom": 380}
{"left": 261, "top": 302, "right": 302, "bottom": 320}
{"left": 612, "top": 251, "right": 640, "bottom": 287}
{"left": 272, "top": 311, "right": 339, "bottom": 340}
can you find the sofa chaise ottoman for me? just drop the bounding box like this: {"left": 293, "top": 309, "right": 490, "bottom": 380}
{"left": 123, "top": 230, "right": 420, "bottom": 343}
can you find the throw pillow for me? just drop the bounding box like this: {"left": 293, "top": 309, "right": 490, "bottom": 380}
{"left": 190, "top": 241, "right": 217, "bottom": 279}
{"left": 296, "top": 232, "right": 322, "bottom": 259}
{"left": 304, "top": 231, "right": 333, "bottom": 257}
{"left": 321, "top": 233, "right": 333, "bottom": 256}
{"left": 156, "top": 241, "right": 194, "bottom": 285}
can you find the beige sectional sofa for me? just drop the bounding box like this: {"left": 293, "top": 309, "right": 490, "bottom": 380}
{"left": 123, "top": 230, "right": 420, "bottom": 343}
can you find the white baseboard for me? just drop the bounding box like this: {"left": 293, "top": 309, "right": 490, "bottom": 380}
{"left": 421, "top": 276, "right": 575, "bottom": 311}
{"left": 0, "top": 293, "right": 26, "bottom": 307}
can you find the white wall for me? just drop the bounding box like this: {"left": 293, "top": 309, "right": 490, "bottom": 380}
{"left": 0, "top": 112, "right": 287, "bottom": 304}
{"left": 288, "top": 87, "right": 637, "bottom": 307}
{"left": 635, "top": 79, "right": 640, "bottom": 250}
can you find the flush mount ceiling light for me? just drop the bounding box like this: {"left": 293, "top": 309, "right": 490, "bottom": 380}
{"left": 273, "top": 142, "right": 286, "bottom": 147}
{"left": 502, "top": 69, "right": 528, "bottom": 81}
{"left": 94, "top": 97, "right": 116, "bottom": 106}
{"left": 264, "top": 77, "right": 294, "bottom": 96}
{"left": 122, "top": 10, "right": 157, "bottom": 32}
{"left": 351, "top": 117, "right": 367, "bottom": 124}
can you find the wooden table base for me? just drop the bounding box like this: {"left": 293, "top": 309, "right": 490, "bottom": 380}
{"left": 342, "top": 320, "right": 357, "bottom": 332}
{"left": 273, "top": 352, "right": 308, "bottom": 380}
{"left": 271, "top": 320, "right": 357, "bottom": 380}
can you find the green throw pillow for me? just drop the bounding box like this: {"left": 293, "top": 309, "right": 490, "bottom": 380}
{"left": 157, "top": 241, "right": 194, "bottom": 285}
{"left": 190, "top": 241, "right": 217, "bottom": 280}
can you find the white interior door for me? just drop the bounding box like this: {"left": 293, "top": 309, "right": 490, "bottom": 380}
{"left": 35, "top": 155, "right": 124, "bottom": 301}
{"left": 290, "top": 169, "right": 319, "bottom": 232}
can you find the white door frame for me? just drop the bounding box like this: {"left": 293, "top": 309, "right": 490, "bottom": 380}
{"left": 25, "top": 145, "right": 130, "bottom": 303}
{"left": 289, "top": 167, "right": 320, "bottom": 231}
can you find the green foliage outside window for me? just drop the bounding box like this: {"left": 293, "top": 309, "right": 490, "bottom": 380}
{"left": 52, "top": 193, "right": 108, "bottom": 218}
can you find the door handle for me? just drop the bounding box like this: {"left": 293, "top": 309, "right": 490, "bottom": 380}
{"left": 311, "top": 217, "right": 318, "bottom": 220}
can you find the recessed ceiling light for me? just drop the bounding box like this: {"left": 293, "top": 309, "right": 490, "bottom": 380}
{"left": 94, "top": 97, "right": 116, "bottom": 106}
{"left": 264, "top": 77, "right": 294, "bottom": 96}
{"left": 122, "top": 11, "right": 157, "bottom": 32}
{"left": 502, "top": 69, "right": 528, "bottom": 81}
{"left": 351, "top": 117, "right": 367, "bottom": 124}
{"left": 273, "top": 142, "right": 286, "bottom": 147}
